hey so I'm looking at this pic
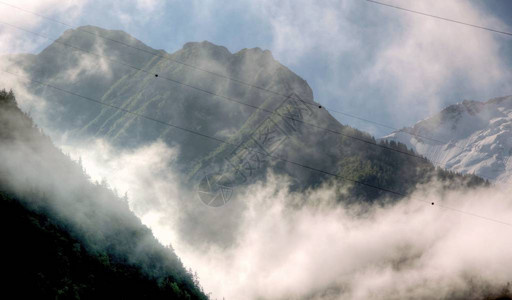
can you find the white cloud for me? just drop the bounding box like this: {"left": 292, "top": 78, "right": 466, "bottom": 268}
{"left": 3, "top": 0, "right": 510, "bottom": 134}
{"left": 172, "top": 181, "right": 512, "bottom": 300}
{"left": 0, "top": 0, "right": 168, "bottom": 54}
{"left": 0, "top": 0, "right": 85, "bottom": 53}
{"left": 2, "top": 2, "right": 512, "bottom": 297}
{"left": 364, "top": 0, "right": 512, "bottom": 116}
{"left": 64, "top": 138, "right": 512, "bottom": 300}
{"left": 247, "top": 0, "right": 512, "bottom": 131}
{"left": 135, "top": 0, "right": 162, "bottom": 13}
{"left": 248, "top": 0, "right": 359, "bottom": 65}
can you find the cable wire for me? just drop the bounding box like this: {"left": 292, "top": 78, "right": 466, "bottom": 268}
{"left": 0, "top": 1, "right": 509, "bottom": 225}
{"left": 2, "top": 68, "right": 403, "bottom": 196}
{"left": 1, "top": 19, "right": 497, "bottom": 183}
{"left": 2, "top": 69, "right": 510, "bottom": 227}
{"left": 365, "top": 0, "right": 512, "bottom": 37}
{"left": 0, "top": 0, "right": 471, "bottom": 151}
{"left": 0, "top": 20, "right": 474, "bottom": 175}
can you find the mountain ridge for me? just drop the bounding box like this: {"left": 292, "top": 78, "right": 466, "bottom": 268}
{"left": 4, "top": 25, "right": 487, "bottom": 203}
{"left": 383, "top": 95, "right": 512, "bottom": 183}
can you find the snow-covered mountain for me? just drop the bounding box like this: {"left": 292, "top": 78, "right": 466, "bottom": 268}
{"left": 382, "top": 96, "right": 512, "bottom": 184}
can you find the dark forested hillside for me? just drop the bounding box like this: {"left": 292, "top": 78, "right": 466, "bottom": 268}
{"left": 0, "top": 193, "right": 203, "bottom": 299}
{"left": 0, "top": 90, "right": 207, "bottom": 299}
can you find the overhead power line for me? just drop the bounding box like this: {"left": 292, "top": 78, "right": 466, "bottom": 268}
{"left": 365, "top": 0, "right": 512, "bottom": 37}
{"left": 0, "top": 1, "right": 508, "bottom": 226}
{"left": 0, "top": 0, "right": 471, "bottom": 151}
{"left": 2, "top": 69, "right": 510, "bottom": 228}
{"left": 0, "top": 21, "right": 457, "bottom": 167}
{"left": 4, "top": 0, "right": 502, "bottom": 184}
{"left": 0, "top": 19, "right": 499, "bottom": 182}
{"left": 2, "top": 68, "right": 403, "bottom": 197}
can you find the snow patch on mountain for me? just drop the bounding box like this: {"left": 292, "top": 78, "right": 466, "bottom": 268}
{"left": 382, "top": 96, "right": 512, "bottom": 184}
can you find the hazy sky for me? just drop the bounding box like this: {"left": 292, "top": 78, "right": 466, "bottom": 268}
{"left": 1, "top": 0, "right": 511, "bottom": 136}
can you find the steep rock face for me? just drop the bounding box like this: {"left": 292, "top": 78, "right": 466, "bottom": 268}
{"left": 382, "top": 96, "right": 512, "bottom": 183}
{"left": 7, "top": 26, "right": 319, "bottom": 168}
{"left": 4, "top": 26, "right": 486, "bottom": 203}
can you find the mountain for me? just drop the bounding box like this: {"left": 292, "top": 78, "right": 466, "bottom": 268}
{"left": 3, "top": 26, "right": 486, "bottom": 203}
{"left": 382, "top": 96, "right": 512, "bottom": 184}
{"left": 4, "top": 25, "right": 314, "bottom": 165}
{"left": 1, "top": 26, "right": 507, "bottom": 300}
{"left": 0, "top": 90, "right": 207, "bottom": 299}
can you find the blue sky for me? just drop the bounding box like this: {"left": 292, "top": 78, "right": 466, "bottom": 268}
{"left": 1, "top": 0, "right": 511, "bottom": 136}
